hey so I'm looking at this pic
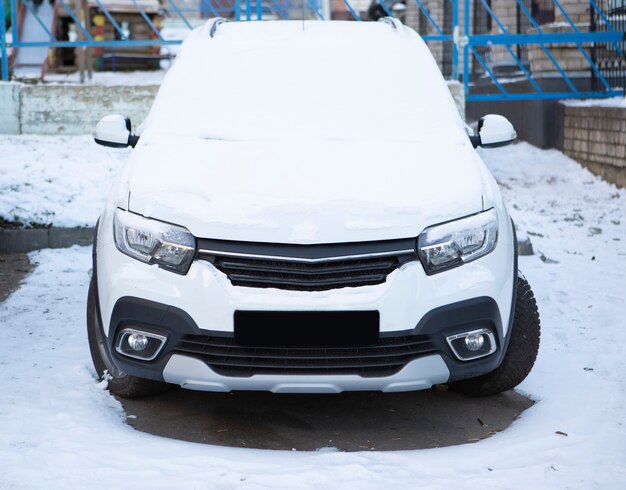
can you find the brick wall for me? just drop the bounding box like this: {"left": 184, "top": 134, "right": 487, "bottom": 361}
{"left": 561, "top": 102, "right": 626, "bottom": 188}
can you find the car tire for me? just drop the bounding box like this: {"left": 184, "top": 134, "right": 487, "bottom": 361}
{"left": 87, "top": 276, "right": 171, "bottom": 398}
{"left": 450, "top": 275, "right": 541, "bottom": 397}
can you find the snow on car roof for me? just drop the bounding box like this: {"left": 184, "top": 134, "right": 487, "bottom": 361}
{"left": 141, "top": 20, "right": 466, "bottom": 143}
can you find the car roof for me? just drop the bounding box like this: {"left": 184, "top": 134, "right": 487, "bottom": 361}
{"left": 209, "top": 18, "right": 409, "bottom": 43}
{"left": 141, "top": 20, "right": 466, "bottom": 143}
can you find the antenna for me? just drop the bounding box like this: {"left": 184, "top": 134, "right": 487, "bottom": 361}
{"left": 301, "top": 0, "right": 305, "bottom": 31}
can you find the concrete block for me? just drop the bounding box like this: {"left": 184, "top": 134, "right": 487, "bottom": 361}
{"left": 0, "top": 82, "right": 21, "bottom": 134}
{"left": 20, "top": 84, "right": 159, "bottom": 134}
{"left": 0, "top": 228, "right": 48, "bottom": 252}
{"left": 48, "top": 227, "right": 94, "bottom": 248}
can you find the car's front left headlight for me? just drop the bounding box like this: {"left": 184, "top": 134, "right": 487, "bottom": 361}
{"left": 113, "top": 209, "right": 196, "bottom": 274}
{"left": 418, "top": 209, "right": 499, "bottom": 275}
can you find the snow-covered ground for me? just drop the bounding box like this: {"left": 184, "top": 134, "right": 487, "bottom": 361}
{"left": 0, "top": 135, "right": 128, "bottom": 227}
{"left": 0, "top": 138, "right": 625, "bottom": 488}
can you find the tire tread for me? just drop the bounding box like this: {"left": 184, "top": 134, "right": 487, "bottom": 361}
{"left": 450, "top": 276, "right": 541, "bottom": 397}
{"left": 87, "top": 277, "right": 171, "bottom": 398}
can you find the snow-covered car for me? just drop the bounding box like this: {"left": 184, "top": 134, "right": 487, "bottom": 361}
{"left": 88, "top": 19, "right": 540, "bottom": 398}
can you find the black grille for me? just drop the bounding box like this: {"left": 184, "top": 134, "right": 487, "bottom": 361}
{"left": 173, "top": 334, "right": 437, "bottom": 378}
{"left": 211, "top": 255, "right": 400, "bottom": 291}
{"left": 197, "top": 237, "right": 419, "bottom": 291}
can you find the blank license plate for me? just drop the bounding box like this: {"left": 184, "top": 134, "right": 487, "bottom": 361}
{"left": 234, "top": 311, "right": 380, "bottom": 347}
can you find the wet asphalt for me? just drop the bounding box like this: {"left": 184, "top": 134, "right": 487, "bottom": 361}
{"left": 120, "top": 385, "right": 533, "bottom": 451}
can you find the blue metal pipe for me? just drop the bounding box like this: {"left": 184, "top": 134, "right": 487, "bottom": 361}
{"left": 341, "top": 0, "right": 361, "bottom": 21}
{"left": 10, "top": 40, "right": 182, "bottom": 47}
{"left": 463, "top": 43, "right": 469, "bottom": 98}
{"left": 376, "top": 0, "right": 394, "bottom": 18}
{"left": 58, "top": 0, "right": 92, "bottom": 40}
{"left": 421, "top": 35, "right": 453, "bottom": 42}
{"left": 479, "top": 0, "right": 507, "bottom": 34}
{"left": 131, "top": 0, "right": 164, "bottom": 40}
{"left": 200, "top": 0, "right": 220, "bottom": 18}
{"left": 451, "top": 0, "right": 458, "bottom": 80}
{"left": 588, "top": 0, "right": 625, "bottom": 59}
{"left": 165, "top": 0, "right": 193, "bottom": 30}
{"left": 268, "top": 0, "right": 288, "bottom": 19}
{"left": 468, "top": 32, "right": 623, "bottom": 45}
{"left": 413, "top": 0, "right": 443, "bottom": 36}
{"left": 0, "top": 0, "right": 7, "bottom": 80}
{"left": 22, "top": 0, "right": 57, "bottom": 41}
{"left": 502, "top": 44, "right": 543, "bottom": 94}
{"left": 10, "top": 0, "right": 17, "bottom": 42}
{"left": 470, "top": 46, "right": 508, "bottom": 95}
{"left": 538, "top": 44, "right": 578, "bottom": 93}
{"left": 92, "top": 0, "right": 129, "bottom": 40}
{"left": 306, "top": 0, "right": 323, "bottom": 19}
{"left": 469, "top": 91, "right": 626, "bottom": 102}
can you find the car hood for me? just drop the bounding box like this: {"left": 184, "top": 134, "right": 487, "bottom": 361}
{"left": 127, "top": 136, "right": 485, "bottom": 244}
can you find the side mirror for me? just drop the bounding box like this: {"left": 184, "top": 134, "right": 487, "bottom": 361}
{"left": 470, "top": 114, "right": 516, "bottom": 149}
{"left": 94, "top": 115, "right": 139, "bottom": 148}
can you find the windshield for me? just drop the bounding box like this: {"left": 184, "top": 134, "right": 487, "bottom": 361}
{"left": 142, "top": 21, "right": 467, "bottom": 144}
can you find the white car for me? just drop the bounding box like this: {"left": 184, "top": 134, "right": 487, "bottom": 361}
{"left": 88, "top": 19, "right": 540, "bottom": 398}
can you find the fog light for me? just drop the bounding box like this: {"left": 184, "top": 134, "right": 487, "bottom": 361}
{"left": 127, "top": 333, "right": 148, "bottom": 351}
{"left": 115, "top": 328, "right": 167, "bottom": 361}
{"left": 464, "top": 333, "right": 485, "bottom": 351}
{"left": 446, "top": 328, "right": 496, "bottom": 361}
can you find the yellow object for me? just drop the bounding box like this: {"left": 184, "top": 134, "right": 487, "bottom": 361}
{"left": 93, "top": 15, "right": 105, "bottom": 27}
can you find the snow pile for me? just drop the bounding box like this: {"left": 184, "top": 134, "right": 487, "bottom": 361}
{"left": 561, "top": 96, "right": 626, "bottom": 108}
{"left": 44, "top": 70, "right": 168, "bottom": 86}
{"left": 0, "top": 135, "right": 128, "bottom": 227}
{"left": 0, "top": 142, "right": 625, "bottom": 488}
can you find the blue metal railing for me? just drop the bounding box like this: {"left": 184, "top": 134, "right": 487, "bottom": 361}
{"left": 463, "top": 0, "right": 625, "bottom": 101}
{"left": 0, "top": 0, "right": 458, "bottom": 81}
{"left": 1, "top": 0, "right": 7, "bottom": 80}
{"left": 2, "top": 0, "right": 622, "bottom": 101}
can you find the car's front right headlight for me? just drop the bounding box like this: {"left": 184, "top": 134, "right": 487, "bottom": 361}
{"left": 113, "top": 209, "right": 196, "bottom": 274}
{"left": 417, "top": 209, "right": 499, "bottom": 275}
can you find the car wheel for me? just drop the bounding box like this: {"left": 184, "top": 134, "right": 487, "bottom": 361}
{"left": 87, "top": 276, "right": 170, "bottom": 398}
{"left": 450, "top": 275, "right": 541, "bottom": 397}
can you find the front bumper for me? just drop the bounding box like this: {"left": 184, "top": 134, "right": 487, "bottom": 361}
{"left": 163, "top": 354, "right": 450, "bottom": 393}
{"left": 94, "top": 209, "right": 516, "bottom": 393}
{"left": 96, "top": 292, "right": 513, "bottom": 393}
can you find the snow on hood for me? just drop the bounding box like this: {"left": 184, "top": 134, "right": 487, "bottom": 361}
{"left": 126, "top": 20, "right": 483, "bottom": 244}
{"left": 127, "top": 136, "right": 484, "bottom": 244}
